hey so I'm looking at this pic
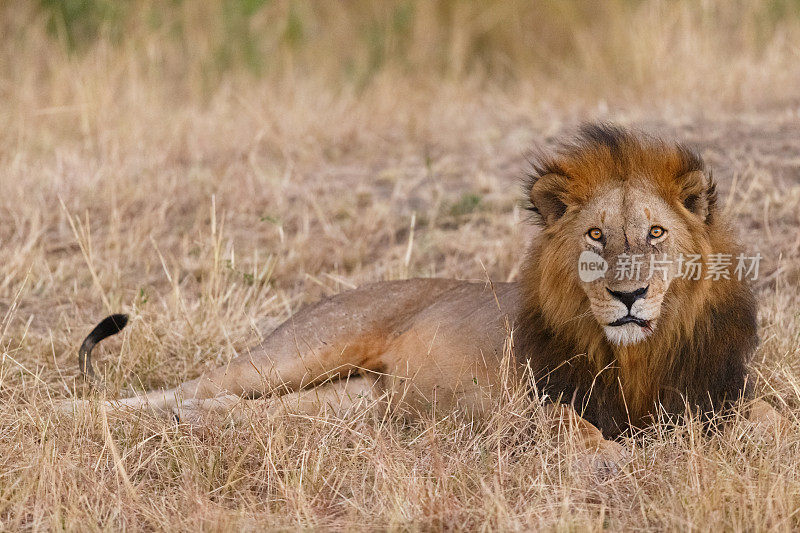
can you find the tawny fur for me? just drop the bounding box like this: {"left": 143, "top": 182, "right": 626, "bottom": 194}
{"left": 60, "top": 124, "right": 785, "bottom": 462}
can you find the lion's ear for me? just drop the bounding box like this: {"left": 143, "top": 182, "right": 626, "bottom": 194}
{"left": 678, "top": 170, "right": 717, "bottom": 224}
{"left": 529, "top": 173, "right": 571, "bottom": 225}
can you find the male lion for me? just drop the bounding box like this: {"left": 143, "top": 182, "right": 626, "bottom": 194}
{"left": 61, "top": 124, "right": 785, "bottom": 465}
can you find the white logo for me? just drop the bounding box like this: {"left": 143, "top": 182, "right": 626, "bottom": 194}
{"left": 578, "top": 250, "right": 608, "bottom": 282}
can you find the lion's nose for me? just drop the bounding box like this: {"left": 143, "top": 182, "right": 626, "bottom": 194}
{"left": 606, "top": 285, "right": 649, "bottom": 311}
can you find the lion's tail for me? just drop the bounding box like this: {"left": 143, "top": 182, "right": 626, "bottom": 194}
{"left": 78, "top": 314, "right": 129, "bottom": 385}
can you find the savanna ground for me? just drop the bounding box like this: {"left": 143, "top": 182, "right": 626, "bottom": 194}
{"left": 2, "top": 1, "right": 800, "bottom": 530}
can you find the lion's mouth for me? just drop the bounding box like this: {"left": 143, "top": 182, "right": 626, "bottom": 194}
{"left": 608, "top": 315, "right": 652, "bottom": 330}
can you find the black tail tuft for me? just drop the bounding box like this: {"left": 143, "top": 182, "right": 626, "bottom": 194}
{"left": 78, "top": 314, "right": 129, "bottom": 380}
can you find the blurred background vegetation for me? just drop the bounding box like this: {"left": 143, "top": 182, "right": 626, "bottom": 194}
{"left": 3, "top": 0, "right": 800, "bottom": 104}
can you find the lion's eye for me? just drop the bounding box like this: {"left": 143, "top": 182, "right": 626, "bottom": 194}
{"left": 587, "top": 228, "right": 603, "bottom": 241}
{"left": 649, "top": 225, "right": 666, "bottom": 239}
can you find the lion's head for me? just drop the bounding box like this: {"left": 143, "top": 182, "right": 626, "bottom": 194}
{"left": 525, "top": 124, "right": 719, "bottom": 347}
{"left": 518, "top": 123, "right": 757, "bottom": 434}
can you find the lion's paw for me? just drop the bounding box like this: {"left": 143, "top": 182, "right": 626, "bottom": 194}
{"left": 171, "top": 396, "right": 246, "bottom": 428}
{"left": 171, "top": 402, "right": 217, "bottom": 426}
{"left": 573, "top": 439, "right": 629, "bottom": 479}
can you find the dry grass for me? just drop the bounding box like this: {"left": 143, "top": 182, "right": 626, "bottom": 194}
{"left": 2, "top": 1, "right": 800, "bottom": 530}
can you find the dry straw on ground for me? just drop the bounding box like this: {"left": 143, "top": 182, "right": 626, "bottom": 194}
{"left": 1, "top": 1, "right": 800, "bottom": 530}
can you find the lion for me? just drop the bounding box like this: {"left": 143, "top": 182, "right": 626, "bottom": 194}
{"left": 59, "top": 123, "right": 786, "bottom": 467}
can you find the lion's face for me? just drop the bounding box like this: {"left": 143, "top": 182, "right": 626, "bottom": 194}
{"left": 575, "top": 182, "right": 691, "bottom": 345}
{"left": 528, "top": 124, "right": 716, "bottom": 348}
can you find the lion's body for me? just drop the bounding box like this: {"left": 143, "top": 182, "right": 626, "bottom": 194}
{"left": 109, "top": 278, "right": 521, "bottom": 419}
{"left": 61, "top": 124, "right": 785, "bottom": 462}
{"left": 254, "top": 278, "right": 520, "bottom": 414}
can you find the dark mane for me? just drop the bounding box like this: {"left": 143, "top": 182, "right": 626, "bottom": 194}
{"left": 516, "top": 280, "right": 757, "bottom": 439}
{"left": 517, "top": 123, "right": 758, "bottom": 439}
{"left": 577, "top": 122, "right": 631, "bottom": 164}
{"left": 528, "top": 122, "right": 706, "bottom": 180}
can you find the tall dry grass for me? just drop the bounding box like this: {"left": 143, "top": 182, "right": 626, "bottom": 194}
{"left": 1, "top": 1, "right": 800, "bottom": 530}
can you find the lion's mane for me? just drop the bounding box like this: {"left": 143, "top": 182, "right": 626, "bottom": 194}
{"left": 517, "top": 124, "right": 758, "bottom": 438}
